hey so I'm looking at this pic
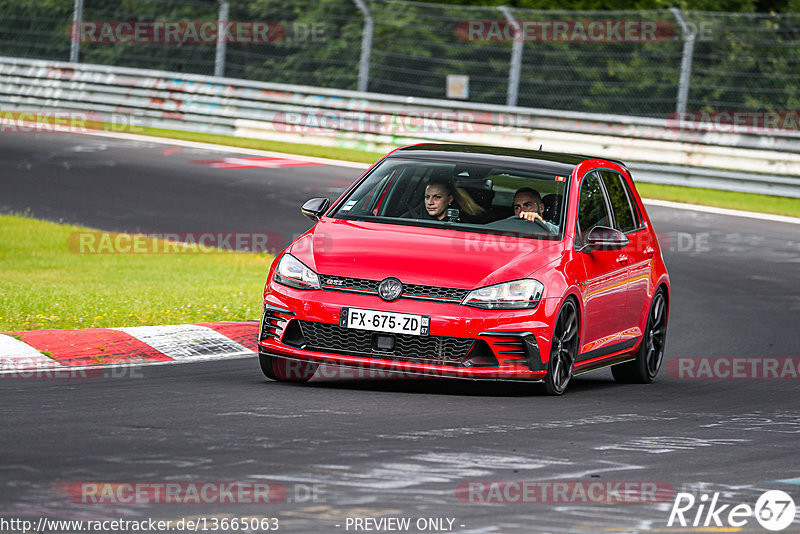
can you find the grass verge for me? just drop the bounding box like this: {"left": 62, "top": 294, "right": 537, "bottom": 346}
{"left": 127, "top": 125, "right": 800, "bottom": 218}
{"left": 635, "top": 183, "right": 800, "bottom": 218}
{"left": 0, "top": 214, "right": 272, "bottom": 332}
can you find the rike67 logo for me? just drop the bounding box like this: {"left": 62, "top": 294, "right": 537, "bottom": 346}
{"left": 668, "top": 490, "right": 796, "bottom": 531}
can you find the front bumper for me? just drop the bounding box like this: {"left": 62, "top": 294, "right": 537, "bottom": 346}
{"left": 259, "top": 282, "right": 562, "bottom": 381}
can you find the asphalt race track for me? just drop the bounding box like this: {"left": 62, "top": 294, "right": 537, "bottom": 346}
{"left": 2, "top": 133, "right": 799, "bottom": 533}
{"left": 0, "top": 133, "right": 361, "bottom": 245}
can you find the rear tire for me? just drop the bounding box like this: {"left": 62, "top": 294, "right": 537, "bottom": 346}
{"left": 612, "top": 289, "right": 668, "bottom": 384}
{"left": 543, "top": 299, "right": 579, "bottom": 396}
{"left": 259, "top": 352, "right": 318, "bottom": 383}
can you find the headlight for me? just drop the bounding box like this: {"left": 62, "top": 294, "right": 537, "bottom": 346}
{"left": 274, "top": 254, "right": 320, "bottom": 290}
{"left": 462, "top": 279, "right": 544, "bottom": 309}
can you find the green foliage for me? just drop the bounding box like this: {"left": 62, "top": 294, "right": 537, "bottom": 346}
{"left": 0, "top": 0, "right": 798, "bottom": 117}
{"left": 434, "top": 0, "right": 764, "bottom": 10}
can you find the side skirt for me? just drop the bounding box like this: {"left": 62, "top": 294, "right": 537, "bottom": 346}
{"left": 573, "top": 337, "right": 640, "bottom": 375}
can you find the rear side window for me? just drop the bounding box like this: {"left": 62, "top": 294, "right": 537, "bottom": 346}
{"left": 576, "top": 172, "right": 611, "bottom": 245}
{"left": 600, "top": 171, "right": 639, "bottom": 233}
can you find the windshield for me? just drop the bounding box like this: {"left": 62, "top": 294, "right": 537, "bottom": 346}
{"left": 330, "top": 158, "right": 568, "bottom": 239}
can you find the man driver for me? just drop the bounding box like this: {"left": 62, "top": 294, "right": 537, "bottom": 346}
{"left": 512, "top": 187, "right": 559, "bottom": 234}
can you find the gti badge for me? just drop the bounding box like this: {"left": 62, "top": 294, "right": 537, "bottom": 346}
{"left": 378, "top": 277, "right": 403, "bottom": 302}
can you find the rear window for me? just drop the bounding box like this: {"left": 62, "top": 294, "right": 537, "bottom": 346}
{"left": 600, "top": 171, "right": 640, "bottom": 233}
{"left": 330, "top": 158, "right": 569, "bottom": 239}
{"left": 576, "top": 172, "right": 612, "bottom": 245}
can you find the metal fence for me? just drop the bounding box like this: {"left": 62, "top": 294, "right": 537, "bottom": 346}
{"left": 1, "top": 0, "right": 799, "bottom": 119}
{"left": 3, "top": 55, "right": 800, "bottom": 196}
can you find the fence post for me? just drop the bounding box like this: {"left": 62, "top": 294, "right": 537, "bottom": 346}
{"left": 499, "top": 6, "right": 522, "bottom": 107}
{"left": 670, "top": 7, "right": 696, "bottom": 114}
{"left": 70, "top": 0, "right": 83, "bottom": 63}
{"left": 353, "top": 0, "right": 374, "bottom": 93}
{"left": 215, "top": 0, "right": 230, "bottom": 77}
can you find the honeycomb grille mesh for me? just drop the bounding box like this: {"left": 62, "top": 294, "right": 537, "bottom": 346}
{"left": 298, "top": 321, "right": 474, "bottom": 365}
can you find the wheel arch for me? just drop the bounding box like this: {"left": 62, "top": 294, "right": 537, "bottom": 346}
{"left": 655, "top": 280, "right": 670, "bottom": 324}
{"left": 545, "top": 291, "right": 581, "bottom": 364}
{"left": 632, "top": 280, "right": 670, "bottom": 356}
{"left": 561, "top": 288, "right": 583, "bottom": 351}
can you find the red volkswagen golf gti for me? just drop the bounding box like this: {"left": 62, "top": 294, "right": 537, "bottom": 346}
{"left": 258, "top": 144, "right": 670, "bottom": 394}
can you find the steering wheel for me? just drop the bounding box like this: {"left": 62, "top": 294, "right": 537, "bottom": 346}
{"left": 513, "top": 213, "right": 553, "bottom": 232}
{"left": 531, "top": 216, "right": 549, "bottom": 231}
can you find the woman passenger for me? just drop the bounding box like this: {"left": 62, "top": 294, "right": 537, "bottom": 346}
{"left": 423, "top": 180, "right": 455, "bottom": 220}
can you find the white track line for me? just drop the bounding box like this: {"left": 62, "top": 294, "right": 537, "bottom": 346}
{"left": 80, "top": 130, "right": 370, "bottom": 169}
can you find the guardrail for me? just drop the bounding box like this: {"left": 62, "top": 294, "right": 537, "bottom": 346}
{"left": 1, "top": 55, "right": 799, "bottom": 197}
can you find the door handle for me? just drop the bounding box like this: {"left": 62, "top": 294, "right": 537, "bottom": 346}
{"left": 644, "top": 246, "right": 655, "bottom": 257}
{"left": 616, "top": 255, "right": 630, "bottom": 265}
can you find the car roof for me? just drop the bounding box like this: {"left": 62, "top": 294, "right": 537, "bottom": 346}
{"left": 388, "top": 143, "right": 626, "bottom": 175}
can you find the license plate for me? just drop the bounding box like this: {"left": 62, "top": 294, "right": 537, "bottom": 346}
{"left": 340, "top": 307, "right": 429, "bottom": 336}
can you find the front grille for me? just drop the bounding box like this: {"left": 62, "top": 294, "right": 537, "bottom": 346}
{"left": 320, "top": 275, "right": 377, "bottom": 293}
{"left": 403, "top": 283, "right": 469, "bottom": 301}
{"left": 319, "top": 275, "right": 470, "bottom": 303}
{"left": 298, "top": 320, "right": 475, "bottom": 366}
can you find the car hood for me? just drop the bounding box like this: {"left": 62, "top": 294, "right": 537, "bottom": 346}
{"left": 289, "top": 219, "right": 565, "bottom": 289}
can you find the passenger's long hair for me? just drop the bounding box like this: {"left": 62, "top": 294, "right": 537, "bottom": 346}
{"left": 454, "top": 187, "right": 486, "bottom": 216}
{"left": 428, "top": 178, "right": 486, "bottom": 217}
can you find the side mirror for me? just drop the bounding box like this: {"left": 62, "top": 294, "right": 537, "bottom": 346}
{"left": 301, "top": 197, "right": 330, "bottom": 221}
{"left": 580, "top": 226, "right": 629, "bottom": 252}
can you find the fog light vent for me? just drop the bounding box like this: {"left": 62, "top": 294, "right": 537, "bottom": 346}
{"left": 463, "top": 340, "right": 499, "bottom": 367}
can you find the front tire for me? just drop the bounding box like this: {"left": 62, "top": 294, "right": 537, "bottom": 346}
{"left": 612, "top": 289, "right": 668, "bottom": 384}
{"left": 259, "top": 352, "right": 318, "bottom": 383}
{"left": 543, "top": 299, "right": 579, "bottom": 395}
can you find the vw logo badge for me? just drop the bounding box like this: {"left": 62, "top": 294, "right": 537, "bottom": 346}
{"left": 378, "top": 277, "right": 403, "bottom": 302}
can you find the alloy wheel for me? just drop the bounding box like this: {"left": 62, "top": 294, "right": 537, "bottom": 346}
{"left": 645, "top": 291, "right": 667, "bottom": 376}
{"left": 545, "top": 300, "right": 578, "bottom": 395}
